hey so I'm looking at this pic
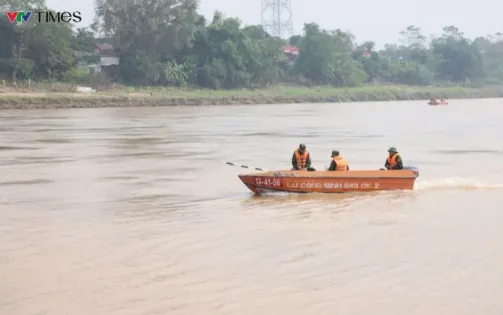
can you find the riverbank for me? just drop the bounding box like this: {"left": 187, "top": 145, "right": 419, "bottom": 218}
{"left": 1, "top": 84, "right": 503, "bottom": 109}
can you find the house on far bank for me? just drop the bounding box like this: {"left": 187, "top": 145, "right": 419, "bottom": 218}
{"left": 283, "top": 46, "right": 299, "bottom": 59}
{"left": 282, "top": 45, "right": 299, "bottom": 66}
{"left": 95, "top": 43, "right": 119, "bottom": 75}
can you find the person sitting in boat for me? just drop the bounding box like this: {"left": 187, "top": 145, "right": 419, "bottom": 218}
{"left": 384, "top": 146, "right": 403, "bottom": 170}
{"left": 291, "top": 143, "right": 316, "bottom": 171}
{"left": 328, "top": 150, "right": 349, "bottom": 171}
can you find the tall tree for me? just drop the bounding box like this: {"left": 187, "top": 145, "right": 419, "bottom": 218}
{"left": 93, "top": 0, "right": 199, "bottom": 84}
{"left": 0, "top": 0, "right": 46, "bottom": 80}
{"left": 24, "top": 14, "right": 74, "bottom": 80}
{"left": 293, "top": 23, "right": 366, "bottom": 86}
{"left": 432, "top": 25, "right": 484, "bottom": 82}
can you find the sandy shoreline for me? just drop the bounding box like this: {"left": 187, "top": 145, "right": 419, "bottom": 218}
{"left": 1, "top": 85, "right": 502, "bottom": 109}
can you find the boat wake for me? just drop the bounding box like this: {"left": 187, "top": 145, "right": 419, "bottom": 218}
{"left": 249, "top": 177, "right": 503, "bottom": 198}
{"left": 415, "top": 177, "right": 503, "bottom": 190}
{"left": 243, "top": 190, "right": 381, "bottom": 209}
{"left": 241, "top": 178, "right": 502, "bottom": 207}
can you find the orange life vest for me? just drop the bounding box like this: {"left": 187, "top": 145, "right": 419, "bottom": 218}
{"left": 333, "top": 155, "right": 348, "bottom": 171}
{"left": 386, "top": 154, "right": 400, "bottom": 169}
{"left": 295, "top": 149, "right": 309, "bottom": 168}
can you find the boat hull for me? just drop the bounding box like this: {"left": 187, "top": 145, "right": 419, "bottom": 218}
{"left": 238, "top": 169, "right": 418, "bottom": 194}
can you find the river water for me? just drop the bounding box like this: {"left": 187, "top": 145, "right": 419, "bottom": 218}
{"left": 1, "top": 99, "right": 503, "bottom": 315}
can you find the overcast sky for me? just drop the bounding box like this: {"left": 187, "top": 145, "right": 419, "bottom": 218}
{"left": 46, "top": 0, "right": 501, "bottom": 47}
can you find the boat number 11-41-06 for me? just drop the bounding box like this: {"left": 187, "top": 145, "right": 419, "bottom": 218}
{"left": 255, "top": 177, "right": 281, "bottom": 187}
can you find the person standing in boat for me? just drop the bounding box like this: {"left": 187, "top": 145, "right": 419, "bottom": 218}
{"left": 328, "top": 150, "right": 349, "bottom": 171}
{"left": 291, "top": 143, "right": 316, "bottom": 171}
{"left": 385, "top": 147, "right": 403, "bottom": 170}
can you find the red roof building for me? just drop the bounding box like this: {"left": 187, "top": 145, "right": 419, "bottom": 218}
{"left": 282, "top": 45, "right": 299, "bottom": 60}
{"left": 96, "top": 43, "right": 117, "bottom": 57}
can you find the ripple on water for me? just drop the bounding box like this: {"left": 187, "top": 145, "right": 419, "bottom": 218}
{"left": 0, "top": 179, "right": 53, "bottom": 186}
{"left": 0, "top": 145, "right": 39, "bottom": 150}
{"left": 434, "top": 149, "right": 503, "bottom": 155}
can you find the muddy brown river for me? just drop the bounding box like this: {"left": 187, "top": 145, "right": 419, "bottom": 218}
{"left": 1, "top": 99, "right": 503, "bottom": 315}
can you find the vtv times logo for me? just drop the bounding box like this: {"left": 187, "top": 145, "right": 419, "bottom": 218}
{"left": 5, "top": 10, "right": 82, "bottom": 23}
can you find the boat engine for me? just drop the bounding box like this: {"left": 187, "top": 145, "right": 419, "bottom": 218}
{"left": 404, "top": 166, "right": 419, "bottom": 177}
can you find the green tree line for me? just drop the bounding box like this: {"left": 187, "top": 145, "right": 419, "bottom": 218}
{"left": 2, "top": 0, "right": 503, "bottom": 88}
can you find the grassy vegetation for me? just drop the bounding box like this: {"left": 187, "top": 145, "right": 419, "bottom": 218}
{"left": 1, "top": 84, "right": 503, "bottom": 109}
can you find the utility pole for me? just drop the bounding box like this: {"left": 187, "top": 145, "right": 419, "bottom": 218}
{"left": 261, "top": 0, "right": 293, "bottom": 38}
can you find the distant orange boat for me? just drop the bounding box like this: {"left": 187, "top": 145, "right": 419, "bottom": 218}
{"left": 238, "top": 168, "right": 419, "bottom": 194}
{"left": 428, "top": 99, "right": 448, "bottom": 105}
